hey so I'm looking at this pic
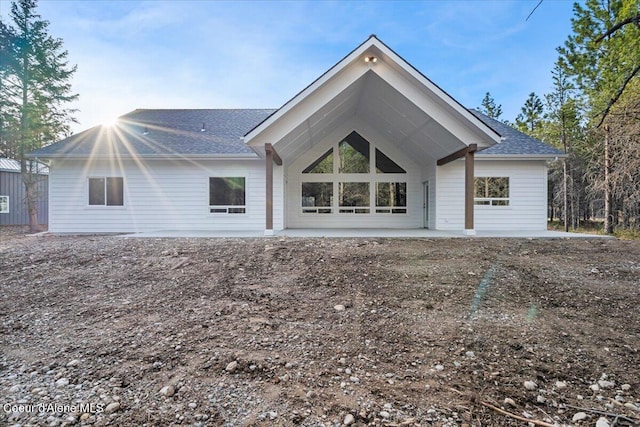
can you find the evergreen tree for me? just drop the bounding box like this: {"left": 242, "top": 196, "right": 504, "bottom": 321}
{"left": 479, "top": 92, "right": 503, "bottom": 119}
{"left": 558, "top": 0, "right": 640, "bottom": 233}
{"left": 0, "top": 0, "right": 77, "bottom": 231}
{"left": 515, "top": 92, "right": 544, "bottom": 136}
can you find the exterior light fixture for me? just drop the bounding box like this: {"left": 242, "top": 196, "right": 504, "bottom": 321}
{"left": 364, "top": 56, "right": 378, "bottom": 63}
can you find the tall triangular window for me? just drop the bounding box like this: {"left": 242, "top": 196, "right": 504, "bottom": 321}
{"left": 338, "top": 132, "right": 370, "bottom": 173}
{"left": 302, "top": 149, "right": 333, "bottom": 173}
{"left": 375, "top": 148, "right": 406, "bottom": 173}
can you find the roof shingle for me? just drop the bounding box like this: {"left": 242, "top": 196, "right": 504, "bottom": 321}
{"left": 469, "top": 109, "right": 565, "bottom": 157}
{"left": 31, "top": 109, "right": 276, "bottom": 158}
{"left": 30, "top": 108, "right": 563, "bottom": 159}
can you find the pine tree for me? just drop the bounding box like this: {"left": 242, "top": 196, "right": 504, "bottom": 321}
{"left": 0, "top": 0, "right": 77, "bottom": 232}
{"left": 515, "top": 92, "right": 544, "bottom": 136}
{"left": 479, "top": 92, "right": 503, "bottom": 119}
{"left": 558, "top": 0, "right": 640, "bottom": 233}
{"left": 545, "top": 61, "right": 583, "bottom": 231}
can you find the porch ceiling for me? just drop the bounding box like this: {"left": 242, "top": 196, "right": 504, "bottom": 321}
{"left": 271, "top": 70, "right": 489, "bottom": 165}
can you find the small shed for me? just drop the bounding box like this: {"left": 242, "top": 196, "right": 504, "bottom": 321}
{"left": 0, "top": 158, "right": 48, "bottom": 226}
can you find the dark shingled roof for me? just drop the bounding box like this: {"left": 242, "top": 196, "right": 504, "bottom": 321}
{"left": 31, "top": 109, "right": 277, "bottom": 158}
{"left": 469, "top": 109, "right": 565, "bottom": 157}
{"left": 31, "top": 108, "right": 563, "bottom": 159}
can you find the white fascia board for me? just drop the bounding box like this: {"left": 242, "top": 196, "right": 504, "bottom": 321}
{"left": 244, "top": 38, "right": 377, "bottom": 145}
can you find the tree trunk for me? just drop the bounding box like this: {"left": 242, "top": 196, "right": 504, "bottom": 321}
{"left": 603, "top": 126, "right": 614, "bottom": 234}
{"left": 563, "top": 160, "right": 569, "bottom": 232}
{"left": 22, "top": 172, "right": 39, "bottom": 233}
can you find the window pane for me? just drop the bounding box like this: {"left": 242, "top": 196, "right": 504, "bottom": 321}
{"left": 376, "top": 182, "right": 407, "bottom": 207}
{"left": 339, "top": 132, "right": 369, "bottom": 173}
{"left": 491, "top": 177, "right": 509, "bottom": 198}
{"left": 375, "top": 149, "right": 406, "bottom": 173}
{"left": 475, "top": 177, "right": 509, "bottom": 198}
{"left": 0, "top": 196, "right": 8, "bottom": 213}
{"left": 209, "top": 177, "right": 245, "bottom": 206}
{"left": 106, "top": 177, "right": 124, "bottom": 206}
{"left": 339, "top": 182, "right": 369, "bottom": 207}
{"left": 303, "top": 149, "right": 334, "bottom": 173}
{"left": 89, "top": 178, "right": 105, "bottom": 205}
{"left": 302, "top": 182, "right": 332, "bottom": 207}
{"left": 474, "top": 177, "right": 487, "bottom": 198}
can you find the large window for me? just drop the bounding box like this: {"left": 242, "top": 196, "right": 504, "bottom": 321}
{"left": 0, "top": 196, "right": 8, "bottom": 213}
{"left": 302, "top": 182, "right": 332, "bottom": 214}
{"left": 209, "top": 177, "right": 246, "bottom": 214}
{"left": 376, "top": 182, "right": 407, "bottom": 214}
{"left": 474, "top": 177, "right": 509, "bottom": 206}
{"left": 89, "top": 177, "right": 124, "bottom": 206}
{"left": 339, "top": 182, "right": 370, "bottom": 213}
{"left": 301, "top": 132, "right": 407, "bottom": 215}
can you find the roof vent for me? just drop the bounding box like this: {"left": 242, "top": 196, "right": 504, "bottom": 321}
{"left": 201, "top": 123, "right": 206, "bottom": 132}
{"left": 143, "top": 127, "right": 149, "bottom": 135}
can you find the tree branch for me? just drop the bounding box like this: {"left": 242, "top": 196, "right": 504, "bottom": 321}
{"left": 595, "top": 13, "right": 640, "bottom": 43}
{"left": 480, "top": 401, "right": 557, "bottom": 427}
{"left": 596, "top": 63, "right": 640, "bottom": 128}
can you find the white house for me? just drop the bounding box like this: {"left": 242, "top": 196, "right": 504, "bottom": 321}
{"left": 30, "top": 36, "right": 563, "bottom": 235}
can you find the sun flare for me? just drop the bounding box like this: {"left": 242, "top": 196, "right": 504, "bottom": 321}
{"left": 101, "top": 116, "right": 119, "bottom": 127}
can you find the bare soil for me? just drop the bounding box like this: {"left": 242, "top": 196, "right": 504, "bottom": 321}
{"left": 1, "top": 228, "right": 639, "bottom": 427}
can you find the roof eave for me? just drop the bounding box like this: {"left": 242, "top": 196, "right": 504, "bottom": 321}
{"left": 476, "top": 153, "right": 567, "bottom": 160}
{"left": 29, "top": 153, "right": 260, "bottom": 160}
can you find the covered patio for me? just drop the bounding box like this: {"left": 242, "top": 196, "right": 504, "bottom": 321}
{"left": 245, "top": 37, "right": 501, "bottom": 235}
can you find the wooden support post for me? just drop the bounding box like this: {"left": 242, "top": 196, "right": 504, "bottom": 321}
{"left": 264, "top": 143, "right": 282, "bottom": 236}
{"left": 464, "top": 144, "right": 477, "bottom": 235}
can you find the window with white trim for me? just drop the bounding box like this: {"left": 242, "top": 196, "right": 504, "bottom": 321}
{"left": 0, "top": 196, "right": 9, "bottom": 213}
{"left": 339, "top": 182, "right": 370, "bottom": 213}
{"left": 474, "top": 177, "right": 509, "bottom": 206}
{"left": 209, "top": 177, "right": 246, "bottom": 214}
{"left": 376, "top": 182, "right": 407, "bottom": 213}
{"left": 302, "top": 182, "right": 332, "bottom": 213}
{"left": 301, "top": 131, "right": 407, "bottom": 215}
{"left": 88, "top": 177, "right": 124, "bottom": 206}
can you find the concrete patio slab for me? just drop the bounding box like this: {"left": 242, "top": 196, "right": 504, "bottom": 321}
{"left": 120, "top": 229, "right": 613, "bottom": 239}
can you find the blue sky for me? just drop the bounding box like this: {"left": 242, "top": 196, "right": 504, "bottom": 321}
{"left": 1, "top": 0, "right": 577, "bottom": 133}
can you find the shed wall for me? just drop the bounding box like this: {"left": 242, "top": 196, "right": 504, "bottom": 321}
{"left": 0, "top": 170, "right": 48, "bottom": 225}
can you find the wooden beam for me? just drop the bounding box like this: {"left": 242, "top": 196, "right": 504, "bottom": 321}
{"left": 264, "top": 143, "right": 282, "bottom": 233}
{"left": 265, "top": 143, "right": 282, "bottom": 166}
{"left": 266, "top": 147, "right": 274, "bottom": 231}
{"left": 464, "top": 147, "right": 475, "bottom": 231}
{"left": 437, "top": 143, "right": 478, "bottom": 166}
{"left": 437, "top": 146, "right": 468, "bottom": 166}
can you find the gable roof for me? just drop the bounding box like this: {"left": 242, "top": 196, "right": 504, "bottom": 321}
{"left": 470, "top": 110, "right": 565, "bottom": 158}
{"left": 30, "top": 109, "right": 276, "bottom": 159}
{"left": 29, "top": 37, "right": 562, "bottom": 161}
{"left": 243, "top": 35, "right": 501, "bottom": 151}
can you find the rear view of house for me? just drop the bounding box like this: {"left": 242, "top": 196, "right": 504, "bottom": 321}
{"left": 30, "top": 36, "right": 563, "bottom": 235}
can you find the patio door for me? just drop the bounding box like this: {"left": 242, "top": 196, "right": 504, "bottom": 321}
{"left": 423, "top": 181, "right": 429, "bottom": 228}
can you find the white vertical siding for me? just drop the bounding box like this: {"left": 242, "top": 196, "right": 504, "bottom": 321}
{"left": 48, "top": 158, "right": 270, "bottom": 233}
{"left": 436, "top": 159, "right": 548, "bottom": 231}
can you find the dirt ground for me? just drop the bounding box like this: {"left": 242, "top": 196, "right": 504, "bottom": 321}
{"left": 1, "top": 226, "right": 639, "bottom": 427}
